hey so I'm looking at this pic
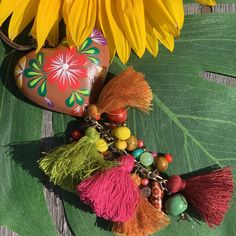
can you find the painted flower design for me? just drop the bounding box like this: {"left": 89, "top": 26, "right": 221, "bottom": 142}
{"left": 65, "top": 89, "right": 90, "bottom": 108}
{"left": 90, "top": 29, "right": 107, "bottom": 45}
{"left": 15, "top": 56, "right": 26, "bottom": 88}
{"left": 44, "top": 48, "right": 88, "bottom": 91}
{"left": 24, "top": 52, "right": 47, "bottom": 97}
{"left": 79, "top": 38, "right": 100, "bottom": 65}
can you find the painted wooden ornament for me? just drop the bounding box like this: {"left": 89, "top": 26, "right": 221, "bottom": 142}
{"left": 14, "top": 29, "right": 109, "bottom": 116}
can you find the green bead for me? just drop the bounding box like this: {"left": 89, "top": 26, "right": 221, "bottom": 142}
{"left": 165, "top": 194, "right": 188, "bottom": 216}
{"left": 131, "top": 148, "right": 145, "bottom": 159}
{"left": 140, "top": 152, "right": 154, "bottom": 166}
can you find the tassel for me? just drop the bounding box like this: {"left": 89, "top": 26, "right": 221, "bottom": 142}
{"left": 38, "top": 127, "right": 116, "bottom": 192}
{"left": 166, "top": 167, "right": 234, "bottom": 227}
{"left": 77, "top": 155, "right": 140, "bottom": 222}
{"left": 87, "top": 67, "right": 153, "bottom": 118}
{"left": 113, "top": 174, "right": 170, "bottom": 236}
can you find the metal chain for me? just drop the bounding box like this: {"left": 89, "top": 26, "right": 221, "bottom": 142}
{"left": 84, "top": 116, "right": 168, "bottom": 191}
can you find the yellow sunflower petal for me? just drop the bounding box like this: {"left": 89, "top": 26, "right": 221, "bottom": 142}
{"left": 62, "top": 0, "right": 74, "bottom": 46}
{"left": 0, "top": 0, "right": 25, "bottom": 27}
{"left": 47, "top": 18, "right": 60, "bottom": 47}
{"left": 97, "top": 1, "right": 116, "bottom": 60}
{"left": 115, "top": 0, "right": 146, "bottom": 58}
{"left": 196, "top": 0, "right": 216, "bottom": 6}
{"left": 154, "top": 25, "right": 174, "bottom": 52}
{"left": 146, "top": 20, "right": 158, "bottom": 57}
{"left": 8, "top": 0, "right": 39, "bottom": 41}
{"left": 35, "top": 0, "right": 61, "bottom": 51}
{"left": 162, "top": 0, "right": 184, "bottom": 31}
{"left": 104, "top": 0, "right": 131, "bottom": 64}
{"left": 68, "top": 0, "right": 97, "bottom": 47}
{"left": 143, "top": 0, "right": 178, "bottom": 37}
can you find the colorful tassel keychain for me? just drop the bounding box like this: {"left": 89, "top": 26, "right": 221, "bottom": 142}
{"left": 36, "top": 65, "right": 233, "bottom": 235}
{"left": 7, "top": 27, "right": 233, "bottom": 235}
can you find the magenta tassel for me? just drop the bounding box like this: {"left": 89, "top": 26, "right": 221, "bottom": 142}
{"left": 77, "top": 155, "right": 140, "bottom": 222}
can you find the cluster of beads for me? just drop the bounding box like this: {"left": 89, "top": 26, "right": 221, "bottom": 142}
{"left": 69, "top": 107, "right": 191, "bottom": 219}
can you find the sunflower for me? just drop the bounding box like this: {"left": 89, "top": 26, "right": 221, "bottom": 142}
{"left": 0, "top": 0, "right": 216, "bottom": 63}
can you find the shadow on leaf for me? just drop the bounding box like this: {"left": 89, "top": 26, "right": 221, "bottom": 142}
{"left": 5, "top": 132, "right": 112, "bottom": 232}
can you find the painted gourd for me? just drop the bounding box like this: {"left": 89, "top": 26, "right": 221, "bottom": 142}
{"left": 14, "top": 29, "right": 109, "bottom": 116}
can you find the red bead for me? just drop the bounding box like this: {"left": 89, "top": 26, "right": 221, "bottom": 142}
{"left": 165, "top": 153, "right": 173, "bottom": 163}
{"left": 166, "top": 175, "right": 184, "bottom": 193}
{"left": 137, "top": 139, "right": 144, "bottom": 148}
{"left": 141, "top": 178, "right": 149, "bottom": 186}
{"left": 107, "top": 108, "right": 127, "bottom": 124}
{"left": 71, "top": 129, "right": 81, "bottom": 141}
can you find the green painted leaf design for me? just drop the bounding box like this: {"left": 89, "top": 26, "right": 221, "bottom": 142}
{"left": 78, "top": 89, "right": 90, "bottom": 96}
{"left": 52, "top": 14, "right": 236, "bottom": 236}
{"left": 88, "top": 56, "right": 100, "bottom": 65}
{"left": 80, "top": 38, "right": 92, "bottom": 51}
{"left": 75, "top": 92, "right": 84, "bottom": 105}
{"left": 65, "top": 93, "right": 75, "bottom": 107}
{"left": 0, "top": 48, "right": 58, "bottom": 236}
{"left": 82, "top": 47, "right": 100, "bottom": 55}
{"left": 29, "top": 59, "right": 41, "bottom": 71}
{"left": 37, "top": 52, "right": 44, "bottom": 67}
{"left": 38, "top": 80, "right": 47, "bottom": 97}
{"left": 28, "top": 77, "right": 43, "bottom": 88}
{"left": 24, "top": 68, "right": 41, "bottom": 78}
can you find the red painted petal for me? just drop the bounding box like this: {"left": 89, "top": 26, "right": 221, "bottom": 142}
{"left": 77, "top": 68, "right": 87, "bottom": 78}
{"left": 71, "top": 78, "right": 81, "bottom": 89}
{"left": 77, "top": 54, "right": 88, "bottom": 66}
{"left": 58, "top": 80, "right": 68, "bottom": 91}
{"left": 47, "top": 74, "right": 56, "bottom": 84}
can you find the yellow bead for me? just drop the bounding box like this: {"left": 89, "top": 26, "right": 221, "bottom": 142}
{"left": 115, "top": 140, "right": 127, "bottom": 150}
{"left": 114, "top": 127, "right": 131, "bottom": 140}
{"left": 96, "top": 138, "right": 108, "bottom": 153}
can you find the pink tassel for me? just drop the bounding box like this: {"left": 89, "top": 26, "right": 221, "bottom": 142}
{"left": 77, "top": 155, "right": 140, "bottom": 222}
{"left": 166, "top": 167, "right": 234, "bottom": 227}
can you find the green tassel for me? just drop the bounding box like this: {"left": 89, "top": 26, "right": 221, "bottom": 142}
{"left": 38, "top": 127, "right": 116, "bottom": 192}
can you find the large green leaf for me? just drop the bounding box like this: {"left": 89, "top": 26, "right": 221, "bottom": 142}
{"left": 55, "top": 13, "right": 236, "bottom": 236}
{"left": 0, "top": 50, "right": 58, "bottom": 236}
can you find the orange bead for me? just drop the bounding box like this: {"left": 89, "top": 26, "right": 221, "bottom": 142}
{"left": 156, "top": 157, "right": 168, "bottom": 172}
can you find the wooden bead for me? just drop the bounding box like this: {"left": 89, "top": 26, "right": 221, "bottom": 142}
{"left": 156, "top": 157, "right": 168, "bottom": 172}
{"left": 126, "top": 135, "right": 138, "bottom": 151}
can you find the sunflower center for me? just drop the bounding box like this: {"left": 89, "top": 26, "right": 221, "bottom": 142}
{"left": 62, "top": 63, "right": 69, "bottom": 70}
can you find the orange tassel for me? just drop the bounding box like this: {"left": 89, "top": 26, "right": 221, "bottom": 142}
{"left": 112, "top": 175, "right": 170, "bottom": 236}
{"left": 87, "top": 67, "right": 152, "bottom": 118}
